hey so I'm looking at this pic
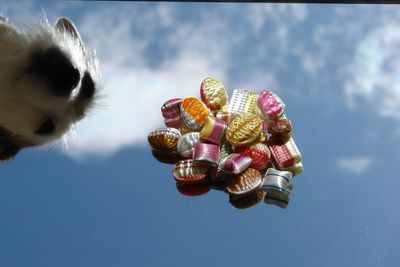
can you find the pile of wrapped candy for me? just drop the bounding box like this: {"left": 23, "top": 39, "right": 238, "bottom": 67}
{"left": 148, "top": 77, "right": 303, "bottom": 209}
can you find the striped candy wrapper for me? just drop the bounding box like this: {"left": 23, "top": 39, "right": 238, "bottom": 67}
{"left": 193, "top": 143, "right": 220, "bottom": 167}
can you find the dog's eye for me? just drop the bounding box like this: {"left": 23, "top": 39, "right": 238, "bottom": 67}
{"left": 35, "top": 119, "right": 55, "bottom": 135}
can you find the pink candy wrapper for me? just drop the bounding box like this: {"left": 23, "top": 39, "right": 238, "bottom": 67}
{"left": 193, "top": 143, "right": 220, "bottom": 167}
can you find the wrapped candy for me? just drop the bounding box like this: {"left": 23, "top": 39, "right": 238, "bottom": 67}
{"left": 200, "top": 116, "right": 226, "bottom": 145}
{"left": 148, "top": 77, "right": 303, "bottom": 210}
{"left": 161, "top": 98, "right": 183, "bottom": 129}
{"left": 261, "top": 168, "right": 293, "bottom": 209}
{"left": 181, "top": 97, "right": 209, "bottom": 129}
{"left": 193, "top": 143, "right": 220, "bottom": 167}
{"left": 177, "top": 132, "right": 201, "bottom": 158}
{"left": 164, "top": 117, "right": 181, "bottom": 129}
{"left": 161, "top": 98, "right": 182, "bottom": 119}
{"left": 219, "top": 153, "right": 252, "bottom": 174}
{"left": 225, "top": 168, "right": 263, "bottom": 196}
{"left": 236, "top": 143, "right": 270, "bottom": 170}
{"left": 200, "top": 77, "right": 228, "bottom": 111}
{"left": 264, "top": 184, "right": 293, "bottom": 209}
{"left": 265, "top": 115, "right": 292, "bottom": 135}
{"left": 257, "top": 90, "right": 285, "bottom": 119}
{"left": 148, "top": 127, "right": 181, "bottom": 152}
{"left": 225, "top": 113, "right": 262, "bottom": 147}
{"left": 219, "top": 139, "right": 234, "bottom": 162}
{"left": 268, "top": 134, "right": 302, "bottom": 170}
{"left": 228, "top": 89, "right": 259, "bottom": 115}
{"left": 173, "top": 159, "right": 209, "bottom": 184}
{"left": 283, "top": 162, "right": 303, "bottom": 177}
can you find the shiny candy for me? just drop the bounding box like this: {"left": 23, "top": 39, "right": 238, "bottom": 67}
{"left": 228, "top": 89, "right": 259, "bottom": 115}
{"left": 226, "top": 113, "right": 262, "bottom": 147}
{"left": 219, "top": 140, "right": 234, "bottom": 162}
{"left": 173, "top": 159, "right": 209, "bottom": 184}
{"left": 213, "top": 111, "right": 235, "bottom": 124}
{"left": 283, "top": 162, "right": 304, "bottom": 177}
{"left": 219, "top": 153, "right": 252, "bottom": 175}
{"left": 181, "top": 97, "right": 209, "bottom": 129}
{"left": 229, "top": 190, "right": 266, "bottom": 210}
{"left": 200, "top": 77, "right": 228, "bottom": 111}
{"left": 161, "top": 98, "right": 182, "bottom": 119}
{"left": 266, "top": 115, "right": 292, "bottom": 135}
{"left": 193, "top": 143, "right": 220, "bottom": 166}
{"left": 257, "top": 90, "right": 285, "bottom": 119}
{"left": 236, "top": 143, "right": 270, "bottom": 170}
{"left": 264, "top": 184, "right": 293, "bottom": 209}
{"left": 179, "top": 122, "right": 197, "bottom": 135}
{"left": 269, "top": 134, "right": 302, "bottom": 169}
{"left": 261, "top": 168, "right": 293, "bottom": 192}
{"left": 200, "top": 116, "right": 226, "bottom": 145}
{"left": 225, "top": 168, "right": 263, "bottom": 196}
{"left": 261, "top": 168, "right": 292, "bottom": 208}
{"left": 164, "top": 117, "right": 181, "bottom": 129}
{"left": 258, "top": 120, "right": 269, "bottom": 143}
{"left": 148, "top": 127, "right": 181, "bottom": 152}
{"left": 177, "top": 132, "right": 201, "bottom": 158}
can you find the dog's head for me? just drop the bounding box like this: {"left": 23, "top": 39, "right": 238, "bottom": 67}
{"left": 0, "top": 17, "right": 99, "bottom": 160}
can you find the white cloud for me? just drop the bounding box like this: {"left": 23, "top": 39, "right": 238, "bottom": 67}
{"left": 336, "top": 156, "right": 372, "bottom": 175}
{"left": 345, "top": 22, "right": 400, "bottom": 120}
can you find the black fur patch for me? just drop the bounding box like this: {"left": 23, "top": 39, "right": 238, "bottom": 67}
{"left": 79, "top": 71, "right": 95, "bottom": 99}
{"left": 27, "top": 46, "right": 80, "bottom": 96}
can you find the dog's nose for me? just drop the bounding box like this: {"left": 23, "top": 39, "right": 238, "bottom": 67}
{"left": 28, "top": 46, "right": 80, "bottom": 96}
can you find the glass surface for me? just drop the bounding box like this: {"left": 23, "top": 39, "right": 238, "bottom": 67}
{"left": 1, "top": 1, "right": 399, "bottom": 266}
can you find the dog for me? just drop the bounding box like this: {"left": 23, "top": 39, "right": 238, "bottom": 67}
{"left": 0, "top": 16, "right": 99, "bottom": 160}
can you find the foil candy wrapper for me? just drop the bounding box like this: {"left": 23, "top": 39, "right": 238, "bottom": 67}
{"left": 200, "top": 116, "right": 226, "bottom": 145}
{"left": 225, "top": 168, "right": 263, "bottom": 196}
{"left": 193, "top": 143, "right": 220, "bottom": 167}
{"left": 283, "top": 162, "right": 304, "bottom": 177}
{"left": 264, "top": 184, "right": 293, "bottom": 209}
{"left": 200, "top": 77, "right": 228, "bottom": 111}
{"left": 148, "top": 127, "right": 181, "bottom": 152}
{"left": 181, "top": 97, "right": 209, "bottom": 129}
{"left": 164, "top": 116, "right": 181, "bottom": 129}
{"left": 261, "top": 168, "right": 293, "bottom": 209}
{"left": 269, "top": 134, "right": 302, "bottom": 170}
{"left": 228, "top": 89, "right": 259, "bottom": 115}
{"left": 257, "top": 90, "right": 285, "bottom": 119}
{"left": 173, "top": 159, "right": 209, "bottom": 184}
{"left": 161, "top": 98, "right": 182, "bottom": 119}
{"left": 236, "top": 143, "right": 270, "bottom": 170}
{"left": 219, "top": 153, "right": 252, "bottom": 175}
{"left": 177, "top": 132, "right": 201, "bottom": 158}
{"left": 226, "top": 113, "right": 262, "bottom": 147}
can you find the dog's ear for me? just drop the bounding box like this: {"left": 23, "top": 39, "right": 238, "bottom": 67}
{"left": 55, "top": 17, "right": 81, "bottom": 40}
{"left": 55, "top": 17, "right": 86, "bottom": 56}
{"left": 0, "top": 128, "right": 21, "bottom": 161}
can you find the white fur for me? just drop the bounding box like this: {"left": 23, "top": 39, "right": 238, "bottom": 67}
{"left": 0, "top": 16, "right": 99, "bottom": 149}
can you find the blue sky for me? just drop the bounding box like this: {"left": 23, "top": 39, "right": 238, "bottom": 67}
{"left": 1, "top": 1, "right": 400, "bottom": 267}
